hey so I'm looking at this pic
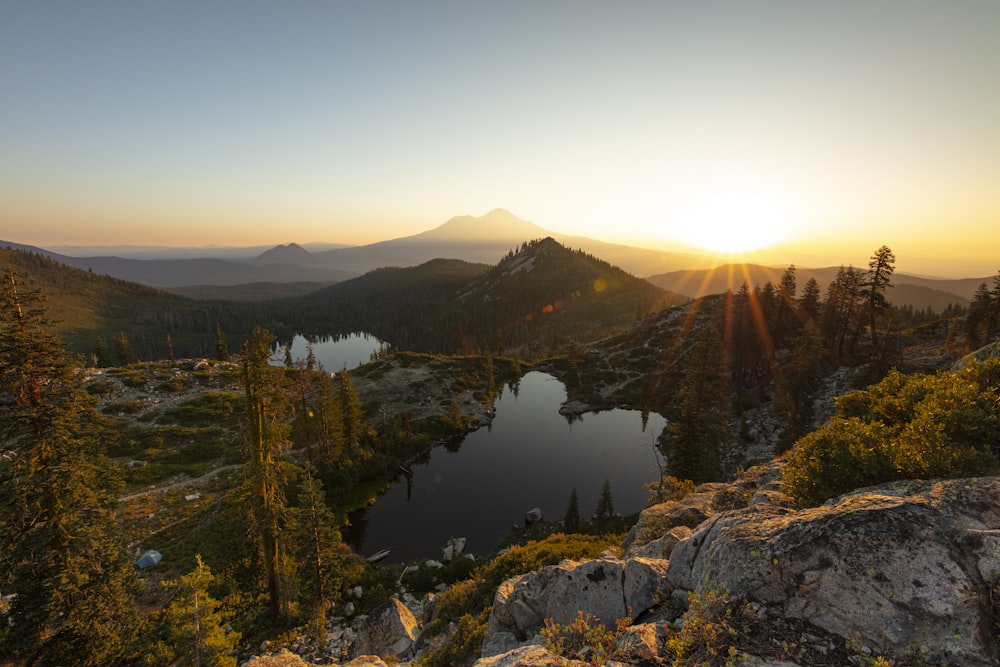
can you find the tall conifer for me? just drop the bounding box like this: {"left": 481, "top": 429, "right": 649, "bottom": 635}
{"left": 0, "top": 269, "right": 139, "bottom": 664}
{"left": 662, "top": 326, "right": 730, "bottom": 484}
{"left": 241, "top": 326, "right": 290, "bottom": 619}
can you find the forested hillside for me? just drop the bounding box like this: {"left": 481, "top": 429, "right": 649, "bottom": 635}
{"left": 272, "top": 238, "right": 686, "bottom": 354}
{"left": 2, "top": 239, "right": 686, "bottom": 362}
{"left": 0, "top": 247, "right": 257, "bottom": 359}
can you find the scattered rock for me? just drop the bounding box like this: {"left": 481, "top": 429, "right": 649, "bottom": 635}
{"left": 349, "top": 598, "right": 419, "bottom": 659}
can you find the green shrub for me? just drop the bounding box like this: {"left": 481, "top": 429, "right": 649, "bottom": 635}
{"left": 161, "top": 392, "right": 242, "bottom": 426}
{"left": 425, "top": 579, "right": 488, "bottom": 636}
{"left": 784, "top": 359, "right": 1000, "bottom": 507}
{"left": 86, "top": 379, "right": 115, "bottom": 395}
{"left": 102, "top": 400, "right": 148, "bottom": 415}
{"left": 645, "top": 475, "right": 696, "bottom": 505}
{"left": 122, "top": 371, "right": 148, "bottom": 388}
{"left": 416, "top": 611, "right": 488, "bottom": 667}
{"left": 665, "top": 590, "right": 752, "bottom": 667}
{"left": 157, "top": 376, "right": 188, "bottom": 392}
{"left": 478, "top": 533, "right": 616, "bottom": 591}
{"left": 541, "top": 611, "right": 632, "bottom": 664}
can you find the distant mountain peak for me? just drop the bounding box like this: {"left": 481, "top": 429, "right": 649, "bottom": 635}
{"left": 255, "top": 242, "right": 312, "bottom": 264}
{"left": 416, "top": 209, "right": 549, "bottom": 242}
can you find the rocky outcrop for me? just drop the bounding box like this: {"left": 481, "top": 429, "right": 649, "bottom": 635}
{"left": 480, "top": 469, "right": 1000, "bottom": 667}
{"left": 667, "top": 477, "right": 1000, "bottom": 666}
{"left": 349, "top": 598, "right": 420, "bottom": 659}
{"left": 482, "top": 556, "right": 669, "bottom": 657}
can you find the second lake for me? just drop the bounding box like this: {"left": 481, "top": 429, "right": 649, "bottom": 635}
{"left": 344, "top": 371, "right": 666, "bottom": 563}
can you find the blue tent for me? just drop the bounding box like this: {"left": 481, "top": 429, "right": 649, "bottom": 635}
{"left": 136, "top": 550, "right": 162, "bottom": 569}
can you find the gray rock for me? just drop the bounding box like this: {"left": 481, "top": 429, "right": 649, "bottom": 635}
{"left": 349, "top": 598, "right": 419, "bottom": 659}
{"left": 667, "top": 478, "right": 1000, "bottom": 667}
{"left": 620, "top": 485, "right": 722, "bottom": 556}
{"left": 612, "top": 623, "right": 662, "bottom": 662}
{"left": 625, "top": 524, "right": 690, "bottom": 560}
{"left": 484, "top": 558, "right": 655, "bottom": 657}
{"left": 623, "top": 557, "right": 670, "bottom": 617}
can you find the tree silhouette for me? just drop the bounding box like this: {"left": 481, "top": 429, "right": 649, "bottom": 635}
{"left": 214, "top": 322, "right": 230, "bottom": 362}
{"left": 94, "top": 335, "right": 112, "bottom": 367}
{"left": 594, "top": 479, "right": 615, "bottom": 526}
{"left": 865, "top": 245, "right": 896, "bottom": 351}
{"left": 563, "top": 487, "right": 581, "bottom": 532}
{"left": 114, "top": 329, "right": 137, "bottom": 365}
{"left": 662, "top": 326, "right": 730, "bottom": 484}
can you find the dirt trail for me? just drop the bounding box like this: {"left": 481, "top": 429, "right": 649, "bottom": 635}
{"left": 118, "top": 464, "right": 241, "bottom": 503}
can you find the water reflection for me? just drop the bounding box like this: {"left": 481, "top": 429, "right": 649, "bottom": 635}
{"left": 273, "top": 333, "right": 386, "bottom": 371}
{"left": 344, "top": 371, "right": 666, "bottom": 563}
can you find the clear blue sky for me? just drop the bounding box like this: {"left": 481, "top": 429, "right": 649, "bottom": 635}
{"left": 2, "top": 1, "right": 998, "bottom": 270}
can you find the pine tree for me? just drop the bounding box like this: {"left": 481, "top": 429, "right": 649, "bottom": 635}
{"left": 774, "top": 321, "right": 826, "bottom": 449}
{"left": 337, "top": 368, "right": 365, "bottom": 449}
{"left": 594, "top": 479, "right": 615, "bottom": 527}
{"left": 966, "top": 282, "right": 992, "bottom": 348}
{"left": 0, "top": 269, "right": 139, "bottom": 664}
{"left": 986, "top": 270, "right": 1000, "bottom": 342}
{"left": 288, "top": 464, "right": 363, "bottom": 641}
{"left": 563, "top": 487, "right": 581, "bottom": 532}
{"left": 241, "top": 326, "right": 291, "bottom": 620}
{"left": 821, "top": 266, "right": 865, "bottom": 362}
{"left": 214, "top": 322, "right": 230, "bottom": 362}
{"left": 865, "top": 245, "right": 896, "bottom": 350}
{"left": 94, "top": 335, "right": 113, "bottom": 367}
{"left": 162, "top": 555, "right": 240, "bottom": 667}
{"left": 798, "top": 277, "right": 822, "bottom": 323}
{"left": 774, "top": 265, "right": 798, "bottom": 349}
{"left": 305, "top": 342, "right": 317, "bottom": 371}
{"left": 114, "top": 329, "right": 137, "bottom": 365}
{"left": 662, "top": 326, "right": 730, "bottom": 484}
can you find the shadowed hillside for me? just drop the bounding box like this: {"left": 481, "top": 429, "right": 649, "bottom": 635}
{"left": 272, "top": 238, "right": 687, "bottom": 354}
{"left": 0, "top": 246, "right": 256, "bottom": 359}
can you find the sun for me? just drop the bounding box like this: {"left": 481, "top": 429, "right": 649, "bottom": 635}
{"left": 674, "top": 187, "right": 798, "bottom": 254}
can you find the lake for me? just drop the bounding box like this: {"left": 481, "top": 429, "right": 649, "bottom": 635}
{"left": 273, "top": 333, "right": 386, "bottom": 371}
{"left": 343, "top": 371, "right": 666, "bottom": 563}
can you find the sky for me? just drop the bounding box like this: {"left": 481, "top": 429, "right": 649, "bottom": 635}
{"left": 1, "top": 1, "right": 998, "bottom": 275}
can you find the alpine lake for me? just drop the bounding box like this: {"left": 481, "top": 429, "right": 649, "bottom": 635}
{"left": 279, "top": 334, "right": 666, "bottom": 564}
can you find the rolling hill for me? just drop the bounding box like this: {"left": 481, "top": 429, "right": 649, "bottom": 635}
{"left": 0, "top": 246, "right": 258, "bottom": 359}
{"left": 0, "top": 240, "right": 354, "bottom": 288}
{"left": 271, "top": 237, "right": 687, "bottom": 354}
